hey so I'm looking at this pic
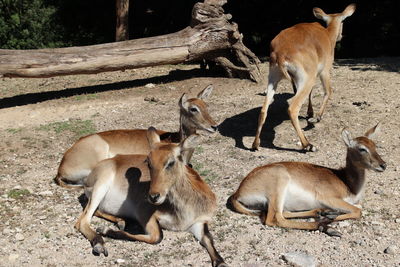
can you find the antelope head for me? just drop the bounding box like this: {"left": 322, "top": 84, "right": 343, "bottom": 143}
{"left": 179, "top": 85, "right": 218, "bottom": 133}
{"left": 342, "top": 123, "right": 387, "bottom": 172}
{"left": 146, "top": 127, "right": 200, "bottom": 205}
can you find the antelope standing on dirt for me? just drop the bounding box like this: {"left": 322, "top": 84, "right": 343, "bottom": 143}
{"left": 229, "top": 124, "right": 386, "bottom": 234}
{"left": 75, "top": 127, "right": 227, "bottom": 267}
{"left": 56, "top": 85, "right": 218, "bottom": 188}
{"left": 252, "top": 4, "right": 356, "bottom": 151}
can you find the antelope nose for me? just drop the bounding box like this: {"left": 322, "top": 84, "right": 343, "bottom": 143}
{"left": 380, "top": 163, "right": 387, "bottom": 170}
{"left": 148, "top": 193, "right": 160, "bottom": 204}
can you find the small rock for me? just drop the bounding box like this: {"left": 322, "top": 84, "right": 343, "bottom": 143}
{"left": 144, "top": 96, "right": 159, "bottom": 102}
{"left": 384, "top": 245, "right": 397, "bottom": 255}
{"left": 8, "top": 254, "right": 19, "bottom": 262}
{"left": 371, "top": 221, "right": 384, "bottom": 226}
{"left": 38, "top": 190, "right": 53, "bottom": 196}
{"left": 395, "top": 218, "right": 400, "bottom": 223}
{"left": 38, "top": 215, "right": 47, "bottom": 220}
{"left": 282, "top": 252, "right": 316, "bottom": 267}
{"left": 2, "top": 228, "right": 12, "bottom": 234}
{"left": 15, "top": 233, "right": 24, "bottom": 241}
{"left": 338, "top": 221, "right": 351, "bottom": 227}
{"left": 374, "top": 189, "right": 384, "bottom": 195}
{"left": 145, "top": 83, "right": 155, "bottom": 88}
{"left": 116, "top": 259, "right": 125, "bottom": 264}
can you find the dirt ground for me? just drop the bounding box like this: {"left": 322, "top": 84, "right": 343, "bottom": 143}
{"left": 0, "top": 59, "right": 399, "bottom": 267}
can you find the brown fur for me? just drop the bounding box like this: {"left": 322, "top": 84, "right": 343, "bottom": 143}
{"left": 252, "top": 4, "right": 356, "bottom": 151}
{"left": 230, "top": 125, "right": 386, "bottom": 232}
{"left": 56, "top": 85, "right": 218, "bottom": 188}
{"left": 75, "top": 129, "right": 226, "bottom": 266}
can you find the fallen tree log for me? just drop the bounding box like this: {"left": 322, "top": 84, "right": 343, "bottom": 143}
{"left": 0, "top": 0, "right": 261, "bottom": 82}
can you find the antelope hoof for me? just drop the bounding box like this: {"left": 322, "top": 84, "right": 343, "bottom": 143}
{"left": 93, "top": 243, "right": 108, "bottom": 257}
{"left": 303, "top": 144, "right": 317, "bottom": 152}
{"left": 251, "top": 139, "right": 260, "bottom": 151}
{"left": 216, "top": 262, "right": 229, "bottom": 267}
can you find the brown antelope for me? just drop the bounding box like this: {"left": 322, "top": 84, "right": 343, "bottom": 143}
{"left": 252, "top": 4, "right": 356, "bottom": 151}
{"left": 56, "top": 85, "right": 218, "bottom": 188}
{"left": 229, "top": 124, "right": 386, "bottom": 234}
{"left": 75, "top": 127, "right": 227, "bottom": 267}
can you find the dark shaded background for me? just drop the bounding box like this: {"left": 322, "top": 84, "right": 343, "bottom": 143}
{"left": 1, "top": 0, "right": 399, "bottom": 58}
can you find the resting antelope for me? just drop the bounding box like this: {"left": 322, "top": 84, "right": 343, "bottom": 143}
{"left": 75, "top": 127, "right": 227, "bottom": 267}
{"left": 229, "top": 124, "right": 386, "bottom": 233}
{"left": 252, "top": 4, "right": 356, "bottom": 151}
{"left": 56, "top": 85, "right": 218, "bottom": 188}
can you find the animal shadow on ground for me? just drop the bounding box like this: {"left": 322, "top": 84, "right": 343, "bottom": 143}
{"left": 77, "top": 167, "right": 150, "bottom": 236}
{"left": 219, "top": 93, "right": 310, "bottom": 152}
{"left": 0, "top": 66, "right": 223, "bottom": 109}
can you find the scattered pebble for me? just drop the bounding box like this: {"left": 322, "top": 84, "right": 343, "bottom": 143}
{"left": 338, "top": 221, "right": 351, "bottom": 227}
{"left": 116, "top": 259, "right": 125, "bottom": 264}
{"left": 8, "top": 254, "right": 19, "bottom": 262}
{"left": 145, "top": 83, "right": 155, "bottom": 88}
{"left": 144, "top": 96, "right": 159, "bottom": 102}
{"left": 38, "top": 190, "right": 53, "bottom": 196}
{"left": 395, "top": 218, "right": 400, "bottom": 223}
{"left": 282, "top": 252, "right": 316, "bottom": 267}
{"left": 2, "top": 228, "right": 12, "bottom": 235}
{"left": 384, "top": 245, "right": 397, "bottom": 255}
{"left": 15, "top": 233, "right": 25, "bottom": 241}
{"left": 374, "top": 189, "right": 384, "bottom": 195}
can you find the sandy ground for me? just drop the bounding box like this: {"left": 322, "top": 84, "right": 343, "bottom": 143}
{"left": 0, "top": 59, "right": 399, "bottom": 267}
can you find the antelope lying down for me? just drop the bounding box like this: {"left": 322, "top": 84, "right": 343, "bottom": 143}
{"left": 229, "top": 124, "right": 386, "bottom": 233}
{"left": 252, "top": 4, "right": 356, "bottom": 151}
{"left": 75, "top": 127, "right": 227, "bottom": 267}
{"left": 56, "top": 85, "right": 218, "bottom": 188}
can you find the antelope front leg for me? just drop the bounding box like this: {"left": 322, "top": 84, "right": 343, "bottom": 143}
{"left": 95, "top": 210, "right": 126, "bottom": 230}
{"left": 321, "top": 198, "right": 362, "bottom": 221}
{"left": 189, "top": 222, "right": 227, "bottom": 267}
{"left": 97, "top": 216, "right": 163, "bottom": 244}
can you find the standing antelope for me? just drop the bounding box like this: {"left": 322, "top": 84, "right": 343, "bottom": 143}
{"left": 56, "top": 85, "right": 218, "bottom": 188}
{"left": 252, "top": 4, "right": 356, "bottom": 151}
{"left": 229, "top": 124, "right": 386, "bottom": 233}
{"left": 75, "top": 127, "right": 227, "bottom": 267}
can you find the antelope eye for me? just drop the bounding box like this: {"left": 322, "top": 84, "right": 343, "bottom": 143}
{"left": 166, "top": 160, "right": 175, "bottom": 169}
{"left": 189, "top": 107, "right": 198, "bottom": 113}
{"left": 358, "top": 147, "right": 368, "bottom": 153}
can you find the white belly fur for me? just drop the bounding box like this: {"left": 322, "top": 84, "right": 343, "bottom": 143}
{"left": 97, "top": 186, "right": 136, "bottom": 218}
{"left": 284, "top": 182, "right": 322, "bottom": 211}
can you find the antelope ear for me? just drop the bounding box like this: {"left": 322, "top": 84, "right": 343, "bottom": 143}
{"left": 342, "top": 129, "right": 355, "bottom": 147}
{"left": 341, "top": 3, "right": 356, "bottom": 20}
{"left": 147, "top": 127, "right": 161, "bottom": 149}
{"left": 179, "top": 93, "right": 189, "bottom": 111}
{"left": 364, "top": 123, "right": 380, "bottom": 139}
{"left": 197, "top": 84, "right": 213, "bottom": 100}
{"left": 313, "top": 7, "right": 330, "bottom": 24}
